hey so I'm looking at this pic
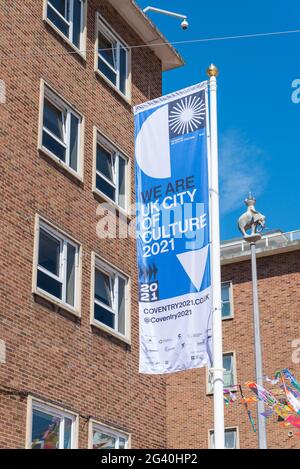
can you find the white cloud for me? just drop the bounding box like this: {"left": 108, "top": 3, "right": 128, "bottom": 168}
{"left": 219, "top": 130, "right": 268, "bottom": 214}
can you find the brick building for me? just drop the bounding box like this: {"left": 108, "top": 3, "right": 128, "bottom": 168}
{"left": 166, "top": 230, "right": 300, "bottom": 449}
{"left": 0, "top": 0, "right": 183, "bottom": 449}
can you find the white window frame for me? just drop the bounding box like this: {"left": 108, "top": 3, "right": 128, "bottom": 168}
{"left": 90, "top": 253, "right": 131, "bottom": 344}
{"left": 95, "top": 13, "right": 131, "bottom": 101}
{"left": 88, "top": 420, "right": 130, "bottom": 450}
{"left": 206, "top": 351, "right": 237, "bottom": 395}
{"left": 93, "top": 128, "right": 129, "bottom": 213}
{"left": 38, "top": 80, "right": 84, "bottom": 181}
{"left": 43, "top": 0, "right": 87, "bottom": 58}
{"left": 221, "top": 280, "right": 234, "bottom": 320}
{"left": 208, "top": 426, "right": 239, "bottom": 449}
{"left": 26, "top": 396, "right": 78, "bottom": 449}
{"left": 32, "top": 215, "right": 82, "bottom": 317}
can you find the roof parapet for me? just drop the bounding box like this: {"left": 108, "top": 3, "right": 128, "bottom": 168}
{"left": 221, "top": 230, "right": 300, "bottom": 265}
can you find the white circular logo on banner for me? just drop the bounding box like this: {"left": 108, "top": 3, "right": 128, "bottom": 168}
{"left": 169, "top": 95, "right": 206, "bottom": 136}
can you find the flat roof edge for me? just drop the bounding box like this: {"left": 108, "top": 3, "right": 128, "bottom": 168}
{"left": 108, "top": 0, "right": 184, "bottom": 71}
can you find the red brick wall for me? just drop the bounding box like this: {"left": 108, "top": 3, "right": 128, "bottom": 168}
{"left": 166, "top": 250, "right": 300, "bottom": 449}
{"left": 0, "top": 0, "right": 165, "bottom": 449}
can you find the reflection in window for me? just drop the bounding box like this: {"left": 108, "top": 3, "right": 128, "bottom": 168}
{"left": 95, "top": 138, "right": 127, "bottom": 210}
{"left": 36, "top": 222, "right": 79, "bottom": 309}
{"left": 221, "top": 282, "right": 233, "bottom": 319}
{"left": 97, "top": 19, "right": 129, "bottom": 96}
{"left": 47, "top": 0, "right": 85, "bottom": 50}
{"left": 31, "top": 403, "right": 75, "bottom": 449}
{"left": 210, "top": 428, "right": 238, "bottom": 449}
{"left": 92, "top": 426, "right": 128, "bottom": 449}
{"left": 42, "top": 87, "right": 81, "bottom": 174}
{"left": 93, "top": 260, "right": 128, "bottom": 337}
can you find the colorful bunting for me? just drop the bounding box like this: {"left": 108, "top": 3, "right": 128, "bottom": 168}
{"left": 223, "top": 369, "right": 300, "bottom": 437}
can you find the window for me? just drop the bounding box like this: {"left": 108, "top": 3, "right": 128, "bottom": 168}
{"left": 29, "top": 399, "right": 77, "bottom": 449}
{"left": 92, "top": 256, "right": 129, "bottom": 339}
{"left": 209, "top": 428, "right": 238, "bottom": 449}
{"left": 45, "top": 0, "right": 85, "bottom": 51}
{"left": 34, "top": 219, "right": 80, "bottom": 312}
{"left": 221, "top": 281, "right": 233, "bottom": 319}
{"left": 208, "top": 352, "right": 236, "bottom": 393}
{"left": 223, "top": 353, "right": 235, "bottom": 388}
{"left": 90, "top": 422, "right": 129, "bottom": 449}
{"left": 96, "top": 15, "right": 130, "bottom": 97}
{"left": 95, "top": 133, "right": 128, "bottom": 210}
{"left": 40, "top": 84, "right": 82, "bottom": 176}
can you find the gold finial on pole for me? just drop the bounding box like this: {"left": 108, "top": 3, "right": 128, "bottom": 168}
{"left": 206, "top": 64, "right": 219, "bottom": 77}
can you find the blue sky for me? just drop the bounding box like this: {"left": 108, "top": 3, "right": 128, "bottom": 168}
{"left": 137, "top": 0, "right": 300, "bottom": 240}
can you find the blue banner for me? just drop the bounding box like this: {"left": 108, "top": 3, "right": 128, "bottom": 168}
{"left": 134, "top": 82, "right": 212, "bottom": 374}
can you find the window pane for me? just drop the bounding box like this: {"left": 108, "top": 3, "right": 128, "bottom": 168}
{"left": 66, "top": 243, "right": 76, "bottom": 306}
{"left": 95, "top": 270, "right": 113, "bottom": 307}
{"left": 118, "top": 277, "right": 126, "bottom": 335}
{"left": 96, "top": 145, "right": 114, "bottom": 182}
{"left": 69, "top": 113, "right": 79, "bottom": 171}
{"left": 221, "top": 283, "right": 230, "bottom": 302}
{"left": 99, "top": 59, "right": 117, "bottom": 86}
{"left": 31, "top": 409, "right": 60, "bottom": 449}
{"left": 223, "top": 354, "right": 234, "bottom": 387}
{"left": 96, "top": 175, "right": 116, "bottom": 201}
{"left": 118, "top": 157, "right": 126, "bottom": 208}
{"left": 42, "top": 131, "right": 66, "bottom": 162}
{"left": 119, "top": 46, "right": 127, "bottom": 95}
{"left": 98, "top": 32, "right": 116, "bottom": 69}
{"left": 94, "top": 304, "right": 115, "bottom": 329}
{"left": 225, "top": 430, "right": 236, "bottom": 449}
{"left": 224, "top": 371, "right": 234, "bottom": 387}
{"left": 49, "top": 0, "right": 67, "bottom": 17}
{"left": 39, "top": 229, "right": 60, "bottom": 276}
{"left": 44, "top": 99, "right": 64, "bottom": 141}
{"left": 93, "top": 430, "right": 117, "bottom": 449}
{"left": 37, "top": 271, "right": 62, "bottom": 300}
{"left": 222, "top": 302, "right": 231, "bottom": 318}
{"left": 47, "top": 3, "right": 69, "bottom": 37}
{"left": 64, "top": 417, "right": 72, "bottom": 449}
{"left": 119, "top": 438, "right": 126, "bottom": 449}
{"left": 223, "top": 354, "right": 233, "bottom": 373}
{"left": 72, "top": 0, "right": 82, "bottom": 48}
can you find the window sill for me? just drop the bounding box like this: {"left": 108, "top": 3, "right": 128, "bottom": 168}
{"left": 39, "top": 147, "right": 83, "bottom": 184}
{"left": 222, "top": 315, "right": 234, "bottom": 321}
{"left": 95, "top": 69, "right": 132, "bottom": 107}
{"left": 43, "top": 18, "right": 87, "bottom": 62}
{"left": 206, "top": 386, "right": 237, "bottom": 396}
{"left": 91, "top": 319, "right": 131, "bottom": 345}
{"left": 33, "top": 288, "right": 81, "bottom": 319}
{"left": 92, "top": 189, "right": 131, "bottom": 220}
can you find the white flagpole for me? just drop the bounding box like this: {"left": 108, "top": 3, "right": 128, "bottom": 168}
{"left": 207, "top": 64, "right": 225, "bottom": 449}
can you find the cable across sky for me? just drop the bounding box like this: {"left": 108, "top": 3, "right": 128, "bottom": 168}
{"left": 1, "top": 28, "right": 300, "bottom": 61}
